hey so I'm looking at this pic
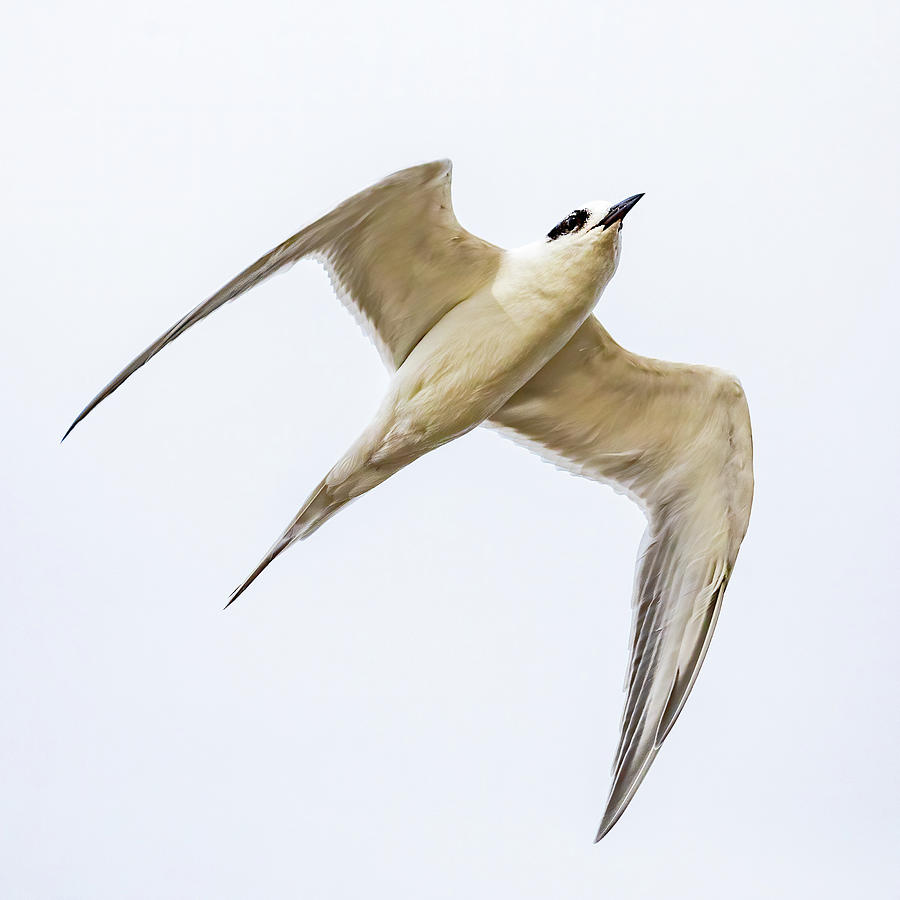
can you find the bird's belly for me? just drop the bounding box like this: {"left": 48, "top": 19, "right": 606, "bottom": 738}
{"left": 389, "top": 283, "right": 597, "bottom": 449}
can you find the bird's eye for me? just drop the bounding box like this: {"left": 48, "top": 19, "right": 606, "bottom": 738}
{"left": 547, "top": 208, "right": 590, "bottom": 241}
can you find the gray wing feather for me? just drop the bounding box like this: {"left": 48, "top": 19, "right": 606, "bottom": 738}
{"left": 64, "top": 159, "right": 500, "bottom": 438}
{"left": 491, "top": 316, "right": 754, "bottom": 840}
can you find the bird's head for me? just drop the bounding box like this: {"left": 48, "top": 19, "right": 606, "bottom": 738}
{"left": 545, "top": 194, "right": 644, "bottom": 270}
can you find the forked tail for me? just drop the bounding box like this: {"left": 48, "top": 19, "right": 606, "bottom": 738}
{"left": 224, "top": 477, "right": 351, "bottom": 608}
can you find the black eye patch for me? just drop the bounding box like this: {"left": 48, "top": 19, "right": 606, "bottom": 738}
{"left": 547, "top": 208, "right": 590, "bottom": 241}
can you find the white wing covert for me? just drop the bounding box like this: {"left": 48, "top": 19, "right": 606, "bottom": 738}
{"left": 64, "top": 160, "right": 500, "bottom": 437}
{"left": 491, "top": 316, "right": 754, "bottom": 840}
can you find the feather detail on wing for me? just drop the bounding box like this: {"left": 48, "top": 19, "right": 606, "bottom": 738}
{"left": 490, "top": 316, "right": 754, "bottom": 840}
{"left": 64, "top": 159, "right": 500, "bottom": 438}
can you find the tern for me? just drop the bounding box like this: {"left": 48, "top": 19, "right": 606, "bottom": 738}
{"left": 63, "top": 160, "right": 754, "bottom": 840}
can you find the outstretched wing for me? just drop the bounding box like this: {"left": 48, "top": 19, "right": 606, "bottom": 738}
{"left": 490, "top": 316, "right": 754, "bottom": 840}
{"left": 64, "top": 159, "right": 500, "bottom": 438}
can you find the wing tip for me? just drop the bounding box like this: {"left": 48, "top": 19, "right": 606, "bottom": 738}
{"left": 61, "top": 405, "right": 93, "bottom": 442}
{"left": 593, "top": 789, "right": 630, "bottom": 843}
{"left": 594, "top": 738, "right": 663, "bottom": 843}
{"left": 593, "top": 815, "right": 618, "bottom": 843}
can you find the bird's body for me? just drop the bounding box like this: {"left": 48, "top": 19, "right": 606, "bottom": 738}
{"left": 322, "top": 229, "right": 623, "bottom": 521}
{"left": 64, "top": 160, "right": 753, "bottom": 841}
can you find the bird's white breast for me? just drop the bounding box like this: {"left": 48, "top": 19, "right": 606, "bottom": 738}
{"left": 492, "top": 238, "right": 617, "bottom": 338}
{"left": 386, "top": 237, "right": 619, "bottom": 450}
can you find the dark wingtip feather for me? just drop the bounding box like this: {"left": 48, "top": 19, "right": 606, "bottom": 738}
{"left": 594, "top": 738, "right": 663, "bottom": 843}
{"left": 594, "top": 797, "right": 627, "bottom": 842}
{"left": 61, "top": 406, "right": 91, "bottom": 442}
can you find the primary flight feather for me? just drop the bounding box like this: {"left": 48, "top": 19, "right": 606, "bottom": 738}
{"left": 64, "top": 159, "right": 753, "bottom": 840}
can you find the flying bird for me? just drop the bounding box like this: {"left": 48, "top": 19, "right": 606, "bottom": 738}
{"left": 63, "top": 160, "right": 753, "bottom": 840}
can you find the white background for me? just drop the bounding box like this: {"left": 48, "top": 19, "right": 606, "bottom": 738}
{"left": 3, "top": 1, "right": 898, "bottom": 897}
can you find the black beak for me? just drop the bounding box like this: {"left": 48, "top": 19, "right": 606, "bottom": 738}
{"left": 592, "top": 193, "right": 644, "bottom": 230}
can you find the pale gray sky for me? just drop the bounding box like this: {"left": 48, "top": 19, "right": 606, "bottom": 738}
{"left": 3, "top": 1, "right": 899, "bottom": 897}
